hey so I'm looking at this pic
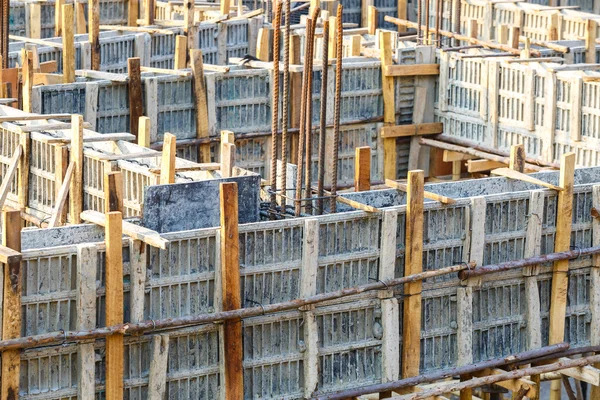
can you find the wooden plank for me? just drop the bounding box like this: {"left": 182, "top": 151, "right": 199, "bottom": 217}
{"left": 402, "top": 170, "right": 424, "bottom": 378}
{"left": 105, "top": 211, "right": 124, "bottom": 400}
{"left": 559, "top": 358, "right": 600, "bottom": 386}
{"left": 33, "top": 73, "right": 65, "bottom": 86}
{"left": 89, "top": 0, "right": 101, "bottom": 70}
{"left": 47, "top": 161, "right": 74, "bottom": 228}
{"left": 104, "top": 171, "right": 123, "bottom": 213}
{"left": 336, "top": 195, "right": 380, "bottom": 213}
{"left": 592, "top": 185, "right": 600, "bottom": 400}
{"left": 62, "top": 4, "right": 75, "bottom": 83}
{"left": 138, "top": 116, "right": 151, "bottom": 148}
{"left": 586, "top": 19, "right": 597, "bottom": 65}
{"left": 549, "top": 152, "right": 575, "bottom": 400}
{"left": 368, "top": 5, "right": 377, "bottom": 35}
{"left": 354, "top": 146, "right": 371, "bottom": 192}
{"left": 0, "top": 145, "right": 22, "bottom": 211}
{"left": 256, "top": 28, "right": 270, "bottom": 61}
{"left": 351, "top": 35, "right": 362, "bottom": 56}
{"left": 69, "top": 115, "right": 84, "bottom": 223}
{"left": 148, "top": 335, "right": 169, "bottom": 400}
{"left": 476, "top": 369, "right": 537, "bottom": 398}
{"left": 220, "top": 182, "right": 243, "bottom": 399}
{"left": 76, "top": 3, "right": 87, "bottom": 34}
{"left": 0, "top": 247, "right": 20, "bottom": 266}
{"left": 21, "top": 49, "right": 33, "bottom": 112}
{"left": 128, "top": 58, "right": 143, "bottom": 140}
{"left": 128, "top": 0, "right": 139, "bottom": 26}
{"left": 183, "top": 0, "right": 194, "bottom": 47}
{"left": 144, "top": 0, "right": 155, "bottom": 25}
{"left": 52, "top": 145, "right": 69, "bottom": 226}
{"left": 570, "top": 77, "right": 583, "bottom": 142}
{"left": 443, "top": 150, "right": 477, "bottom": 162}
{"left": 18, "top": 132, "right": 30, "bottom": 211}
{"left": 467, "top": 159, "right": 506, "bottom": 173}
{"left": 160, "top": 133, "right": 176, "bottom": 184}
{"left": 1, "top": 209, "right": 22, "bottom": 400}
{"left": 381, "top": 122, "right": 444, "bottom": 138}
{"left": 490, "top": 168, "right": 563, "bottom": 191}
{"left": 385, "top": 179, "right": 456, "bottom": 204}
{"left": 55, "top": 0, "right": 64, "bottom": 36}
{"left": 129, "top": 239, "right": 146, "bottom": 323}
{"left": 190, "top": 49, "right": 210, "bottom": 162}
{"left": 174, "top": 35, "right": 187, "bottom": 69}
{"left": 300, "top": 218, "right": 319, "bottom": 298}
{"left": 509, "top": 144, "right": 525, "bottom": 172}
{"left": 221, "top": 142, "right": 235, "bottom": 178}
{"left": 379, "top": 31, "right": 396, "bottom": 180}
{"left": 384, "top": 64, "right": 440, "bottom": 77}
{"left": 29, "top": 3, "right": 41, "bottom": 39}
{"left": 81, "top": 210, "right": 169, "bottom": 249}
{"left": 220, "top": 0, "right": 230, "bottom": 15}
{"left": 76, "top": 69, "right": 128, "bottom": 82}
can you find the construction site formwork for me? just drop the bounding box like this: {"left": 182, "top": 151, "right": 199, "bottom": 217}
{"left": 2, "top": 163, "right": 598, "bottom": 398}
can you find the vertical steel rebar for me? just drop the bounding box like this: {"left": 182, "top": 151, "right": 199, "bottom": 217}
{"left": 436, "top": 0, "right": 442, "bottom": 47}
{"left": 303, "top": 13, "right": 319, "bottom": 215}
{"left": 280, "top": 0, "right": 291, "bottom": 210}
{"left": 269, "top": 1, "right": 282, "bottom": 218}
{"left": 417, "top": 0, "right": 422, "bottom": 44}
{"left": 316, "top": 20, "right": 329, "bottom": 215}
{"left": 330, "top": 5, "right": 343, "bottom": 213}
{"left": 425, "top": 0, "right": 430, "bottom": 43}
{"left": 456, "top": 0, "right": 462, "bottom": 46}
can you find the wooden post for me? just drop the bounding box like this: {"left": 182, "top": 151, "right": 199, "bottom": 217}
{"left": 497, "top": 25, "right": 509, "bottom": 44}
{"left": 104, "top": 171, "right": 123, "bottom": 213}
{"left": 509, "top": 26, "right": 520, "bottom": 50}
{"left": 351, "top": 35, "right": 362, "bottom": 56}
{"left": 105, "top": 211, "right": 124, "bottom": 400}
{"left": 138, "top": 116, "right": 151, "bottom": 147}
{"left": 62, "top": 4, "right": 75, "bottom": 84}
{"left": 29, "top": 3, "right": 41, "bottom": 39}
{"left": 548, "top": 13, "right": 559, "bottom": 41}
{"left": 69, "top": 115, "right": 84, "bottom": 224}
{"left": 401, "top": 170, "right": 424, "bottom": 378}
{"left": 128, "top": 58, "right": 143, "bottom": 139}
{"left": 368, "top": 6, "right": 377, "bottom": 35}
{"left": 54, "top": 145, "right": 69, "bottom": 226}
{"left": 21, "top": 48, "right": 33, "bottom": 112}
{"left": 174, "top": 35, "right": 187, "bottom": 69}
{"left": 256, "top": 28, "right": 270, "bottom": 61}
{"left": 220, "top": 182, "right": 243, "bottom": 399}
{"left": 89, "top": 0, "right": 100, "bottom": 70}
{"left": 328, "top": 16, "right": 337, "bottom": 60}
{"left": 591, "top": 185, "right": 600, "bottom": 400}
{"left": 76, "top": 3, "right": 87, "bottom": 34}
{"left": 398, "top": 0, "right": 407, "bottom": 32}
{"left": 1, "top": 209, "right": 22, "bottom": 400}
{"left": 189, "top": 50, "right": 210, "bottom": 163}
{"left": 160, "top": 133, "right": 176, "bottom": 184}
{"left": 379, "top": 31, "right": 396, "bottom": 181}
{"left": 183, "top": 0, "right": 194, "bottom": 48}
{"left": 18, "top": 132, "right": 30, "bottom": 212}
{"left": 55, "top": 0, "right": 64, "bottom": 36}
{"left": 220, "top": 0, "right": 230, "bottom": 16}
{"left": 148, "top": 335, "right": 169, "bottom": 400}
{"left": 354, "top": 146, "right": 371, "bottom": 191}
{"left": 548, "top": 152, "right": 575, "bottom": 400}
{"left": 221, "top": 142, "right": 235, "bottom": 178}
{"left": 586, "top": 19, "right": 597, "bottom": 64}
{"left": 128, "top": 0, "right": 139, "bottom": 26}
{"left": 76, "top": 244, "right": 97, "bottom": 399}
{"left": 509, "top": 144, "right": 525, "bottom": 173}
{"left": 290, "top": 34, "right": 301, "bottom": 65}
{"left": 144, "top": 0, "right": 155, "bottom": 25}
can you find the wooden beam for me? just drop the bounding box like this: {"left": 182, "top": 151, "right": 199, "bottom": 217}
{"left": 509, "top": 144, "right": 525, "bottom": 173}
{"left": 586, "top": 19, "right": 597, "bottom": 65}
{"left": 55, "top": 0, "right": 64, "bottom": 36}
{"left": 256, "top": 28, "right": 270, "bottom": 61}
{"left": 351, "top": 35, "right": 362, "bottom": 56}
{"left": 174, "top": 35, "right": 187, "bottom": 69}
{"left": 148, "top": 334, "right": 169, "bottom": 400}
{"left": 0, "top": 246, "right": 20, "bottom": 266}
{"left": 81, "top": 210, "right": 169, "bottom": 249}
{"left": 220, "top": 182, "right": 243, "bottom": 398}
{"left": 128, "top": 58, "right": 143, "bottom": 140}
{"left": 402, "top": 170, "right": 424, "bottom": 378}
{"left": 220, "top": 142, "right": 235, "bottom": 178}
{"left": 33, "top": 73, "right": 65, "bottom": 86}
{"left": 52, "top": 145, "right": 69, "bottom": 227}
{"left": 220, "top": 0, "right": 230, "bottom": 16}
{"left": 549, "top": 152, "right": 575, "bottom": 400}
{"left": 143, "top": 0, "right": 155, "bottom": 25}
{"left": 21, "top": 49, "right": 33, "bottom": 112}
{"left": 379, "top": 31, "right": 396, "bottom": 180}
{"left": 160, "top": 133, "right": 176, "bottom": 184}
{"left": 336, "top": 195, "right": 381, "bottom": 213}
{"left": 559, "top": 358, "right": 600, "bottom": 386}
{"left": 104, "top": 171, "right": 123, "bottom": 213}
{"left": 385, "top": 179, "right": 456, "bottom": 205}
{"left": 368, "top": 6, "right": 377, "bottom": 35}
{"left": 1, "top": 209, "right": 22, "bottom": 400}
{"left": 190, "top": 49, "right": 210, "bottom": 163}
{"left": 381, "top": 122, "right": 444, "bottom": 138}
{"left": 18, "top": 132, "right": 30, "bottom": 211}
{"left": 475, "top": 368, "right": 537, "bottom": 398}
{"left": 89, "top": 0, "right": 100, "bottom": 71}
{"left": 467, "top": 159, "right": 506, "bottom": 173}
{"left": 443, "top": 150, "right": 477, "bottom": 162}
{"left": 69, "top": 115, "right": 84, "bottom": 224}
{"left": 76, "top": 2, "right": 86, "bottom": 34}
{"left": 354, "top": 146, "right": 371, "bottom": 192}
{"left": 384, "top": 64, "right": 440, "bottom": 77}
{"left": 0, "top": 145, "right": 22, "bottom": 211}
{"left": 47, "top": 161, "right": 74, "bottom": 228}
{"left": 128, "top": 0, "right": 139, "bottom": 26}
{"left": 105, "top": 211, "right": 124, "bottom": 400}
{"left": 490, "top": 168, "right": 563, "bottom": 191}
{"left": 62, "top": 4, "right": 75, "bottom": 83}
{"left": 138, "top": 116, "right": 151, "bottom": 148}
{"left": 0, "top": 114, "right": 71, "bottom": 122}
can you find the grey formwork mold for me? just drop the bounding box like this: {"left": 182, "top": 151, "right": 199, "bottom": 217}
{"left": 11, "top": 166, "right": 600, "bottom": 398}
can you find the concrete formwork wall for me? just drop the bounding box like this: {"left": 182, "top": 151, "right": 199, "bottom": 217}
{"left": 10, "top": 166, "right": 600, "bottom": 398}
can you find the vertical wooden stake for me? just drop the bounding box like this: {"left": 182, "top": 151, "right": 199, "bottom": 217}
{"left": 591, "top": 185, "right": 600, "bottom": 400}
{"left": 468, "top": 19, "right": 478, "bottom": 39}
{"left": 29, "top": 3, "right": 41, "bottom": 39}
{"left": 379, "top": 31, "right": 396, "bottom": 180}
{"left": 497, "top": 24, "right": 509, "bottom": 44}
{"left": 104, "top": 171, "right": 123, "bottom": 213}
{"left": 548, "top": 13, "right": 559, "bottom": 41}
{"left": 89, "top": 0, "right": 100, "bottom": 70}
{"left": 220, "top": 0, "right": 230, "bottom": 15}
{"left": 509, "top": 144, "right": 525, "bottom": 173}
{"left": 290, "top": 34, "right": 301, "bottom": 65}
{"left": 18, "top": 132, "right": 30, "bottom": 212}
{"left": 144, "top": 0, "right": 155, "bottom": 25}
{"left": 354, "top": 146, "right": 371, "bottom": 192}
{"left": 256, "top": 28, "right": 271, "bottom": 61}
{"left": 328, "top": 16, "right": 337, "bottom": 60}
{"left": 402, "top": 170, "right": 424, "bottom": 378}
{"left": 586, "top": 19, "right": 597, "bottom": 64}
{"left": 55, "top": 0, "right": 65, "bottom": 36}
{"left": 368, "top": 6, "right": 377, "bottom": 35}
{"left": 398, "top": 0, "right": 407, "bottom": 32}
{"left": 128, "top": 0, "right": 139, "bottom": 26}
{"left": 351, "top": 35, "right": 362, "bottom": 56}
{"left": 105, "top": 211, "right": 124, "bottom": 400}
{"left": 62, "top": 4, "right": 75, "bottom": 84}
{"left": 138, "top": 116, "right": 151, "bottom": 148}
{"left": 549, "top": 152, "right": 575, "bottom": 400}
{"left": 21, "top": 48, "right": 33, "bottom": 112}
{"left": 190, "top": 49, "right": 210, "bottom": 162}
{"left": 128, "top": 57, "right": 143, "bottom": 139}
{"left": 1, "top": 209, "right": 22, "bottom": 400}
{"left": 148, "top": 334, "right": 169, "bottom": 400}
{"left": 220, "top": 182, "right": 243, "bottom": 399}
{"left": 183, "top": 0, "right": 194, "bottom": 48}
{"left": 221, "top": 142, "right": 236, "bottom": 178}
{"left": 160, "top": 133, "right": 176, "bottom": 184}
{"left": 509, "top": 26, "right": 520, "bottom": 50}
{"left": 76, "top": 3, "right": 87, "bottom": 34}
{"left": 54, "top": 145, "right": 69, "bottom": 226}
{"left": 69, "top": 115, "right": 84, "bottom": 223}
{"left": 76, "top": 244, "right": 97, "bottom": 399}
{"left": 174, "top": 35, "right": 188, "bottom": 69}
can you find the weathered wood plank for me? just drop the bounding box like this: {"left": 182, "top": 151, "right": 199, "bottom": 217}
{"left": 128, "top": 58, "right": 143, "bottom": 140}
{"left": 354, "top": 146, "right": 371, "bottom": 192}
{"left": 160, "top": 133, "right": 176, "bottom": 184}
{"left": 69, "top": 115, "right": 84, "bottom": 223}
{"left": 381, "top": 122, "right": 444, "bottom": 138}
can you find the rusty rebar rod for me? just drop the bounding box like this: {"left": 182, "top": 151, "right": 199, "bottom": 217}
{"left": 435, "top": 0, "right": 442, "bottom": 48}
{"left": 303, "top": 11, "right": 317, "bottom": 215}
{"left": 270, "top": 1, "right": 282, "bottom": 218}
{"left": 424, "top": 0, "right": 430, "bottom": 43}
{"left": 280, "top": 0, "right": 291, "bottom": 205}
{"left": 329, "top": 5, "right": 343, "bottom": 212}
{"left": 316, "top": 20, "right": 329, "bottom": 215}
